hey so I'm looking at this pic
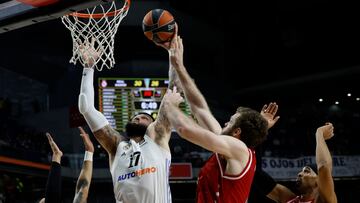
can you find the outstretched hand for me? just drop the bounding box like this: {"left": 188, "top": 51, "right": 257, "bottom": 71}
{"left": 78, "top": 127, "right": 94, "bottom": 153}
{"left": 46, "top": 132, "right": 63, "bottom": 164}
{"left": 169, "top": 35, "right": 184, "bottom": 68}
{"left": 163, "top": 86, "right": 184, "bottom": 107}
{"left": 260, "top": 102, "right": 280, "bottom": 129}
{"left": 316, "top": 122, "right": 334, "bottom": 140}
{"left": 78, "top": 38, "right": 102, "bottom": 68}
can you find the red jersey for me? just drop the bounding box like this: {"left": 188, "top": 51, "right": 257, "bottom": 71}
{"left": 196, "top": 149, "right": 256, "bottom": 203}
{"left": 287, "top": 196, "right": 315, "bottom": 203}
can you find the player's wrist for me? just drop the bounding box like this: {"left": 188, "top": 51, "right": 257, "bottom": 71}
{"left": 52, "top": 155, "right": 62, "bottom": 164}
{"left": 84, "top": 151, "right": 93, "bottom": 162}
{"left": 84, "top": 63, "right": 94, "bottom": 69}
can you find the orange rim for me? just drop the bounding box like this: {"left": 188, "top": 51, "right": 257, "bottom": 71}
{"left": 69, "top": 0, "right": 130, "bottom": 19}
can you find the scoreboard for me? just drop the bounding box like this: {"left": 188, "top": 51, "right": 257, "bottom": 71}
{"left": 98, "top": 78, "right": 191, "bottom": 132}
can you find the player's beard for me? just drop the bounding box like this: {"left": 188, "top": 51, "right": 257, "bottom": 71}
{"left": 125, "top": 122, "right": 148, "bottom": 138}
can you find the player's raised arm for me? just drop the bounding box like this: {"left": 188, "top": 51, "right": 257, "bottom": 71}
{"left": 146, "top": 25, "right": 181, "bottom": 150}
{"left": 315, "top": 123, "right": 337, "bottom": 203}
{"left": 168, "top": 35, "right": 222, "bottom": 134}
{"left": 78, "top": 40, "right": 125, "bottom": 164}
{"left": 44, "top": 133, "right": 63, "bottom": 203}
{"left": 73, "top": 127, "right": 94, "bottom": 203}
{"left": 162, "top": 88, "right": 246, "bottom": 160}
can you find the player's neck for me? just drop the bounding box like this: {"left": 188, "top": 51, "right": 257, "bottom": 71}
{"left": 300, "top": 188, "right": 317, "bottom": 201}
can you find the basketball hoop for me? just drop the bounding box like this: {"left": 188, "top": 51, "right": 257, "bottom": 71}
{"left": 61, "top": 0, "right": 130, "bottom": 71}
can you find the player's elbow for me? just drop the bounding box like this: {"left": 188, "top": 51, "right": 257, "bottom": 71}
{"left": 317, "top": 160, "right": 332, "bottom": 170}
{"left": 176, "top": 125, "right": 187, "bottom": 136}
{"left": 317, "top": 160, "right": 333, "bottom": 177}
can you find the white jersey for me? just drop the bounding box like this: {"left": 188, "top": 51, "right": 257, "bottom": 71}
{"left": 110, "top": 135, "right": 172, "bottom": 203}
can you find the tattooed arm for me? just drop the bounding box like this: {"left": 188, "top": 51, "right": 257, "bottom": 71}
{"left": 93, "top": 125, "right": 124, "bottom": 164}
{"left": 147, "top": 30, "right": 182, "bottom": 151}
{"left": 73, "top": 127, "right": 94, "bottom": 203}
{"left": 73, "top": 162, "right": 92, "bottom": 203}
{"left": 146, "top": 94, "right": 173, "bottom": 152}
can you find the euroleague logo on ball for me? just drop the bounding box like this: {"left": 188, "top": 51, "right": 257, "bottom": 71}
{"left": 167, "top": 23, "right": 175, "bottom": 31}
{"left": 142, "top": 9, "right": 176, "bottom": 43}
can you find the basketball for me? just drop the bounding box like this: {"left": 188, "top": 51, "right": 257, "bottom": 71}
{"left": 142, "top": 9, "right": 176, "bottom": 43}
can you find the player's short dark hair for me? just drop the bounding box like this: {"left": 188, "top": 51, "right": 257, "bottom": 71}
{"left": 131, "top": 112, "right": 155, "bottom": 122}
{"left": 235, "top": 107, "right": 268, "bottom": 148}
{"left": 308, "top": 164, "right": 318, "bottom": 174}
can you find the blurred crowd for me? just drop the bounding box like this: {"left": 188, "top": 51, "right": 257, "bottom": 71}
{"left": 1, "top": 96, "right": 360, "bottom": 168}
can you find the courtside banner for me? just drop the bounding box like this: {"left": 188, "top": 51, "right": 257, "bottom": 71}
{"left": 170, "top": 163, "right": 193, "bottom": 179}
{"left": 262, "top": 156, "right": 360, "bottom": 180}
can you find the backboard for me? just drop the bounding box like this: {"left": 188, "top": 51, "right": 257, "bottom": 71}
{"left": 0, "top": 0, "right": 113, "bottom": 33}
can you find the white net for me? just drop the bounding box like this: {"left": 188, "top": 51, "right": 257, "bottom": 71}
{"left": 61, "top": 0, "right": 130, "bottom": 71}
